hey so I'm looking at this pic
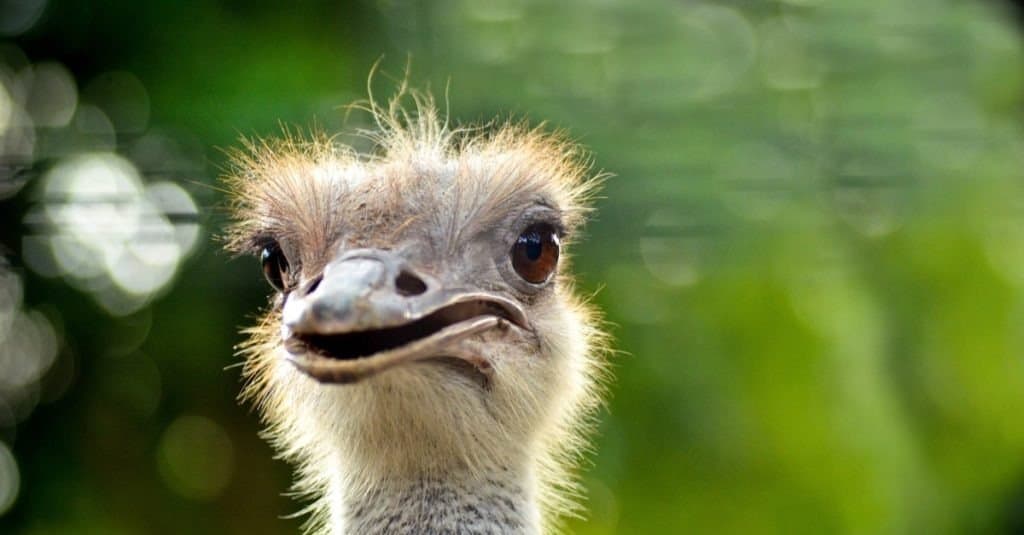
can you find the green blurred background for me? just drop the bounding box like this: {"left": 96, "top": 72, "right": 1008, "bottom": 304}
{"left": 2, "top": 0, "right": 1024, "bottom": 533}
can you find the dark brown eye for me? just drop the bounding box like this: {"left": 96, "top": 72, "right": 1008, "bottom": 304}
{"left": 511, "top": 223, "right": 560, "bottom": 284}
{"left": 261, "top": 243, "right": 290, "bottom": 291}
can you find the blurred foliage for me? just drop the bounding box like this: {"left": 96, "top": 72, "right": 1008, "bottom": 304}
{"left": 2, "top": 0, "right": 1024, "bottom": 533}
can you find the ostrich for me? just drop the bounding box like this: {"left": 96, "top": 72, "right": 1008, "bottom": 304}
{"left": 224, "top": 92, "right": 607, "bottom": 534}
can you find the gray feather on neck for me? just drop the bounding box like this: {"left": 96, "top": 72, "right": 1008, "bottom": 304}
{"left": 339, "top": 470, "right": 540, "bottom": 535}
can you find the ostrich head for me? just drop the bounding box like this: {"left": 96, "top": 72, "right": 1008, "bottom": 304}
{"left": 225, "top": 93, "right": 606, "bottom": 533}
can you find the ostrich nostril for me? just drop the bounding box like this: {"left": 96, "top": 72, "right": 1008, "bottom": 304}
{"left": 395, "top": 270, "right": 427, "bottom": 296}
{"left": 302, "top": 275, "right": 323, "bottom": 296}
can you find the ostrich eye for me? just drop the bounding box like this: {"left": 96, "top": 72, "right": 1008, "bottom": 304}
{"left": 260, "top": 243, "right": 290, "bottom": 291}
{"left": 511, "top": 223, "right": 560, "bottom": 284}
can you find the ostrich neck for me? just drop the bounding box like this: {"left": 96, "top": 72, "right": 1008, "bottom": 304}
{"left": 334, "top": 465, "right": 540, "bottom": 534}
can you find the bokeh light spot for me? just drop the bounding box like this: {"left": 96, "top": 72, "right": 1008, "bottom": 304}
{"left": 0, "top": 0, "right": 46, "bottom": 36}
{"left": 0, "top": 309, "right": 58, "bottom": 391}
{"left": 759, "top": 16, "right": 823, "bottom": 91}
{"left": 0, "top": 64, "right": 36, "bottom": 178}
{"left": 0, "top": 81, "right": 14, "bottom": 134}
{"left": 0, "top": 441, "right": 18, "bottom": 516}
{"left": 72, "top": 104, "right": 116, "bottom": 151}
{"left": 718, "top": 143, "right": 796, "bottom": 221}
{"left": 145, "top": 181, "right": 200, "bottom": 253}
{"left": 0, "top": 262, "right": 59, "bottom": 427}
{"left": 465, "top": 0, "right": 523, "bottom": 23}
{"left": 24, "top": 62, "right": 78, "bottom": 128}
{"left": 677, "top": 4, "right": 757, "bottom": 100}
{"left": 83, "top": 71, "right": 150, "bottom": 133}
{"left": 157, "top": 415, "right": 235, "bottom": 501}
{"left": 640, "top": 210, "right": 705, "bottom": 287}
{"left": 35, "top": 153, "right": 199, "bottom": 315}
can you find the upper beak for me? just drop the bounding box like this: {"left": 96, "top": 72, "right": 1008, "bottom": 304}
{"left": 281, "top": 249, "right": 529, "bottom": 384}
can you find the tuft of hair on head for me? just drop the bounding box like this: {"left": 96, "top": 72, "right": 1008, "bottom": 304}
{"left": 224, "top": 81, "right": 603, "bottom": 254}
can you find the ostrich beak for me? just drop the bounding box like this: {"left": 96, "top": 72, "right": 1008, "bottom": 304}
{"left": 280, "top": 249, "right": 530, "bottom": 384}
